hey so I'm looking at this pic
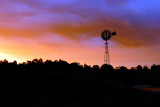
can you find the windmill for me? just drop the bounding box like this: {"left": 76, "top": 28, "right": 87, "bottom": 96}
{"left": 101, "top": 30, "right": 116, "bottom": 65}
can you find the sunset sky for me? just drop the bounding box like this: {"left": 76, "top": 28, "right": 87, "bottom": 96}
{"left": 0, "top": 0, "right": 160, "bottom": 67}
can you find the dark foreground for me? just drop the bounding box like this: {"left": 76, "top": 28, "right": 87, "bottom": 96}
{"left": 1, "top": 71, "right": 160, "bottom": 107}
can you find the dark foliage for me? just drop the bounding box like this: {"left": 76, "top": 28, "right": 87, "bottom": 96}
{"left": 0, "top": 58, "right": 160, "bottom": 107}
{"left": 0, "top": 58, "right": 160, "bottom": 73}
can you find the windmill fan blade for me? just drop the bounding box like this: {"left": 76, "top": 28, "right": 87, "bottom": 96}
{"left": 112, "top": 32, "right": 116, "bottom": 35}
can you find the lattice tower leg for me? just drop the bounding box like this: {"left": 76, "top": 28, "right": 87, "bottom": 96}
{"left": 104, "top": 42, "right": 110, "bottom": 65}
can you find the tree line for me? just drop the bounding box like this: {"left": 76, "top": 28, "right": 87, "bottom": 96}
{"left": 0, "top": 58, "right": 160, "bottom": 73}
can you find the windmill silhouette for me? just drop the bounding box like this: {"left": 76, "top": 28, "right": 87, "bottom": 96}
{"left": 101, "top": 30, "right": 116, "bottom": 65}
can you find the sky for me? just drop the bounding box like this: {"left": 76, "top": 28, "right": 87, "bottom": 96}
{"left": 0, "top": 0, "right": 160, "bottom": 67}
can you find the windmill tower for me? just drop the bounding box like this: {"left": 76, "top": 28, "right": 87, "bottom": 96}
{"left": 101, "top": 30, "right": 116, "bottom": 65}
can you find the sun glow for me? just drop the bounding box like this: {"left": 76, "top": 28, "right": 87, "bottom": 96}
{"left": 0, "top": 52, "right": 25, "bottom": 63}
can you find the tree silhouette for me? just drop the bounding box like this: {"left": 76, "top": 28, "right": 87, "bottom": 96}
{"left": 101, "top": 64, "right": 114, "bottom": 72}
{"left": 143, "top": 65, "right": 149, "bottom": 72}
{"left": 136, "top": 65, "right": 143, "bottom": 71}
